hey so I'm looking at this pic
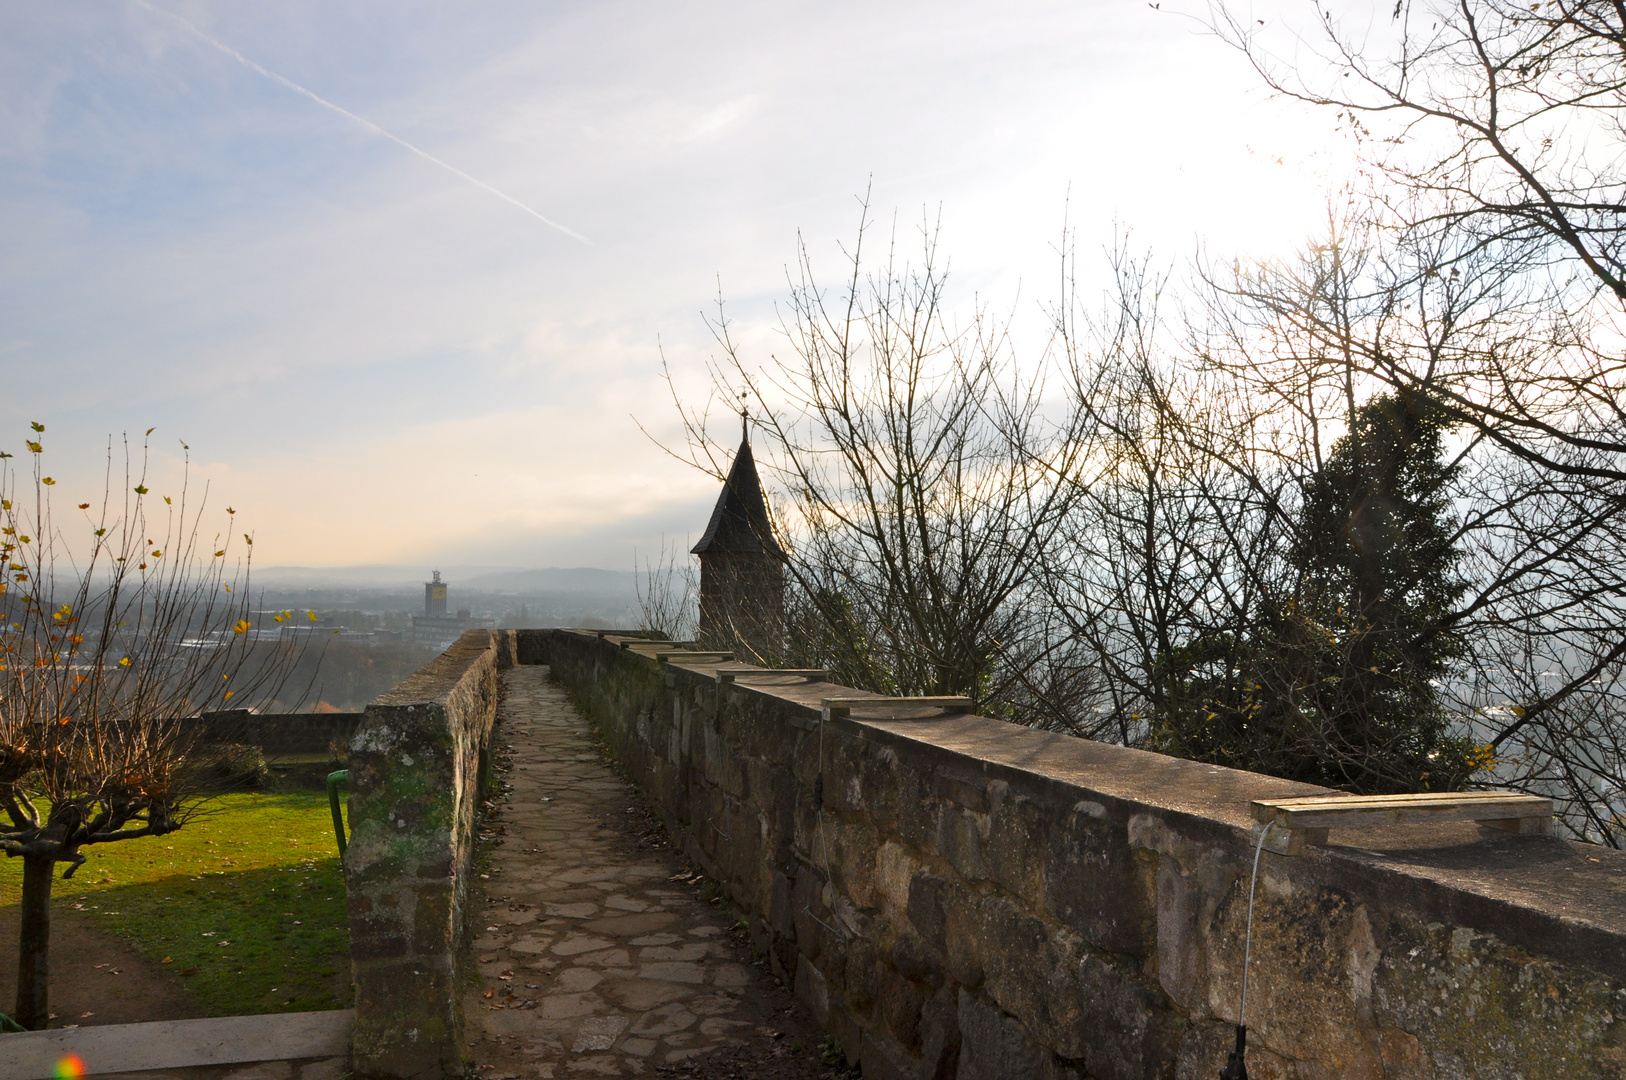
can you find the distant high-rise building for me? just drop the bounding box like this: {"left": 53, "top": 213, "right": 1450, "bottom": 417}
{"left": 691, "top": 436, "right": 785, "bottom": 660}
{"left": 425, "top": 570, "right": 448, "bottom": 617}
{"left": 411, "top": 571, "right": 492, "bottom": 648}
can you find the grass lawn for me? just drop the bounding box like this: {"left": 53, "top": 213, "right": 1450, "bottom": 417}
{"left": 0, "top": 791, "right": 351, "bottom": 1016}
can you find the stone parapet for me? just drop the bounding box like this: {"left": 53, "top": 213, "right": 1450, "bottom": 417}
{"left": 193, "top": 709, "right": 363, "bottom": 756}
{"left": 529, "top": 627, "right": 1626, "bottom": 1080}
{"left": 345, "top": 629, "right": 515, "bottom": 1080}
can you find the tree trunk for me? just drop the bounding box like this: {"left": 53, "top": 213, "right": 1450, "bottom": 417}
{"left": 14, "top": 854, "right": 53, "bottom": 1030}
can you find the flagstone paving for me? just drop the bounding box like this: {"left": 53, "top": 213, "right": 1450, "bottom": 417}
{"left": 463, "top": 666, "right": 837, "bottom": 1079}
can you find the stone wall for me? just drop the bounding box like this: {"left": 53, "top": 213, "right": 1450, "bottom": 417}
{"left": 345, "top": 629, "right": 514, "bottom": 1080}
{"left": 531, "top": 628, "right": 1626, "bottom": 1080}
{"left": 194, "top": 709, "right": 363, "bottom": 756}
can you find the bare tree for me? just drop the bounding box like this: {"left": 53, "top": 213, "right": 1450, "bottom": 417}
{"left": 1210, "top": 0, "right": 1626, "bottom": 481}
{"left": 654, "top": 197, "right": 1097, "bottom": 726}
{"left": 634, "top": 537, "right": 698, "bottom": 643}
{"left": 0, "top": 427, "right": 308, "bottom": 1027}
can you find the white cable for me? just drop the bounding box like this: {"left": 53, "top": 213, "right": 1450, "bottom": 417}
{"left": 1238, "top": 820, "right": 1276, "bottom": 1029}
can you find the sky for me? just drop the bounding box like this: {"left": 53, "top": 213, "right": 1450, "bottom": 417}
{"left": 0, "top": 0, "right": 1368, "bottom": 575}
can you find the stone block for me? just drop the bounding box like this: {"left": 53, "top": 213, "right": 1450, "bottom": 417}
{"left": 956, "top": 989, "right": 1084, "bottom": 1080}
{"left": 796, "top": 955, "right": 831, "bottom": 1026}
{"left": 860, "top": 1026, "right": 921, "bottom": 1080}
{"left": 908, "top": 873, "right": 950, "bottom": 953}
{"left": 1041, "top": 810, "right": 1155, "bottom": 956}
{"left": 879, "top": 965, "right": 925, "bottom": 1049}
{"left": 919, "top": 989, "right": 961, "bottom": 1080}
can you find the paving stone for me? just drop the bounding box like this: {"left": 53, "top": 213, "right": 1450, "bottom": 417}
{"left": 629, "top": 1004, "right": 698, "bottom": 1038}
{"left": 638, "top": 943, "right": 711, "bottom": 962}
{"left": 539, "top": 993, "right": 606, "bottom": 1020}
{"left": 637, "top": 961, "right": 706, "bottom": 984}
{"left": 599, "top": 979, "right": 695, "bottom": 1010}
{"left": 552, "top": 934, "right": 614, "bottom": 956}
{"left": 620, "top": 1037, "right": 657, "bottom": 1058}
{"left": 294, "top": 1058, "right": 347, "bottom": 1080}
{"left": 555, "top": 968, "right": 605, "bottom": 993}
{"left": 570, "top": 1016, "right": 630, "bottom": 1052}
{"left": 584, "top": 912, "right": 677, "bottom": 936}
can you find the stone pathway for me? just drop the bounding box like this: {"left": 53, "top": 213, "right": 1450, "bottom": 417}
{"left": 464, "top": 666, "right": 829, "bottom": 1079}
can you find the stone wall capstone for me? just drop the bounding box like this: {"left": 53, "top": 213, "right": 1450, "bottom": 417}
{"left": 345, "top": 628, "right": 514, "bottom": 1080}
{"left": 528, "top": 627, "right": 1626, "bottom": 1080}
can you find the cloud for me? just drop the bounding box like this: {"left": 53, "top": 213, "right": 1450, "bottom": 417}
{"left": 0, "top": 0, "right": 1356, "bottom": 568}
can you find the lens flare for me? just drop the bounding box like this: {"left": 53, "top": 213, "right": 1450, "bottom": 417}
{"left": 54, "top": 1054, "right": 85, "bottom": 1080}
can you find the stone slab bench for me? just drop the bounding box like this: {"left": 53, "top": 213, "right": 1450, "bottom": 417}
{"left": 1252, "top": 791, "right": 1554, "bottom": 854}
{"left": 3, "top": 1009, "right": 352, "bottom": 1079}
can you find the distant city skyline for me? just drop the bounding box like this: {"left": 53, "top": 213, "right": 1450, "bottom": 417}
{"left": 2, "top": 1, "right": 1366, "bottom": 570}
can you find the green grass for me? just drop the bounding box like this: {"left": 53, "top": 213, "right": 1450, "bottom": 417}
{"left": 0, "top": 791, "right": 351, "bottom": 1016}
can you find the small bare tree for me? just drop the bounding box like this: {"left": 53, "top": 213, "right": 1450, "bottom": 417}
{"left": 0, "top": 426, "right": 307, "bottom": 1028}
{"left": 634, "top": 537, "right": 698, "bottom": 643}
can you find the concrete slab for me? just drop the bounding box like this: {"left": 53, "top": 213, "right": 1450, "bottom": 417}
{"left": 1, "top": 1010, "right": 352, "bottom": 1079}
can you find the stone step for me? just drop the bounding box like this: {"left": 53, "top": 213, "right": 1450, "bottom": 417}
{"left": 3, "top": 1010, "right": 351, "bottom": 1079}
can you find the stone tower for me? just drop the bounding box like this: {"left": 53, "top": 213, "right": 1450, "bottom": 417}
{"left": 691, "top": 438, "right": 785, "bottom": 659}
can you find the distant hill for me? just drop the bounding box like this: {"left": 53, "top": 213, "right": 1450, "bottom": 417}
{"left": 253, "top": 565, "right": 635, "bottom": 595}
{"left": 461, "top": 568, "right": 636, "bottom": 594}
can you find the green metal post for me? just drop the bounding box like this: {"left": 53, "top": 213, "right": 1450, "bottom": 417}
{"left": 327, "top": 769, "right": 349, "bottom": 858}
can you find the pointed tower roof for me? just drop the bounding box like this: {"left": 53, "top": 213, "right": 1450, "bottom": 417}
{"left": 691, "top": 440, "right": 784, "bottom": 556}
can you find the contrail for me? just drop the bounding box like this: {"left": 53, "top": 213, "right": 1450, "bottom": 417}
{"left": 130, "top": 0, "right": 589, "bottom": 243}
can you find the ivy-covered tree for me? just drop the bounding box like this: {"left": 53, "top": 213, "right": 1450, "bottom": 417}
{"left": 1153, "top": 391, "right": 1476, "bottom": 792}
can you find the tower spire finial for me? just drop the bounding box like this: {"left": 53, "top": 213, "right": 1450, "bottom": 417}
{"left": 739, "top": 390, "right": 749, "bottom": 444}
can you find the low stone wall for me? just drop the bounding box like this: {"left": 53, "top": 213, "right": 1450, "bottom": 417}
{"left": 194, "top": 710, "right": 363, "bottom": 756}
{"left": 345, "top": 629, "right": 515, "bottom": 1080}
{"left": 531, "top": 628, "right": 1626, "bottom": 1080}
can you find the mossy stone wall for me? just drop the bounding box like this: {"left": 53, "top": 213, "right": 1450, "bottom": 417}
{"left": 345, "top": 629, "right": 514, "bottom": 1080}
{"left": 533, "top": 628, "right": 1626, "bottom": 1080}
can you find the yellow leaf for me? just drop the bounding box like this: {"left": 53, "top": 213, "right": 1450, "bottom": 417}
{"left": 134, "top": 485, "right": 148, "bottom": 495}
{"left": 224, "top": 691, "right": 235, "bottom": 700}
{"left": 145, "top": 427, "right": 154, "bottom": 436}
{"left": 226, "top": 507, "right": 235, "bottom": 514}
{"left": 78, "top": 503, "right": 89, "bottom": 510}
{"left": 41, "top": 477, "right": 54, "bottom": 486}
{"left": 26, "top": 441, "right": 41, "bottom": 454}
{"left": 215, "top": 550, "right": 225, "bottom": 557}
{"left": 244, "top": 534, "right": 252, "bottom": 546}
{"left": 29, "top": 422, "right": 43, "bottom": 433}
{"left": 118, "top": 657, "right": 131, "bottom": 667}
{"left": 232, "top": 619, "right": 251, "bottom": 635}
{"left": 307, "top": 610, "right": 317, "bottom": 622}
{"left": 163, "top": 496, "right": 171, "bottom": 505}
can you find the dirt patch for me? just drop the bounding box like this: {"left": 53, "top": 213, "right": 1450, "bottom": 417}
{"left": 0, "top": 902, "right": 207, "bottom": 1028}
